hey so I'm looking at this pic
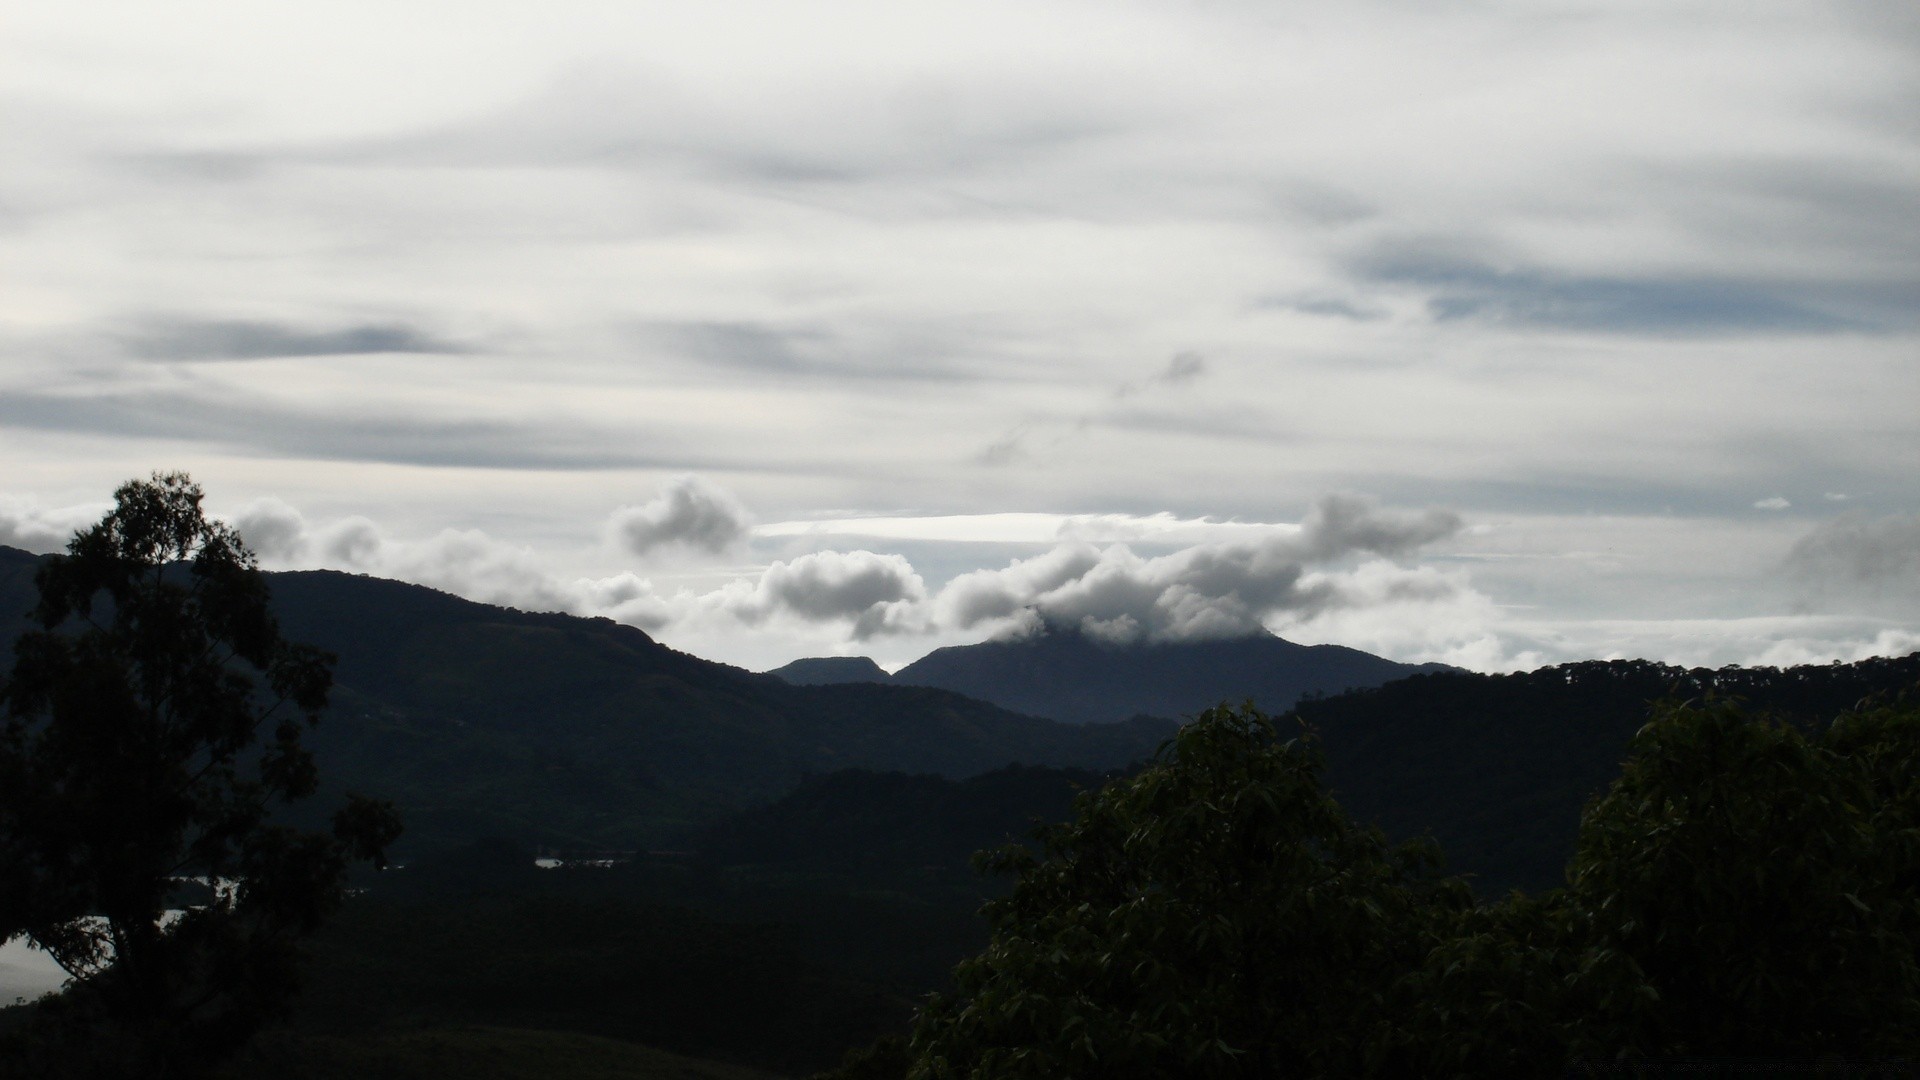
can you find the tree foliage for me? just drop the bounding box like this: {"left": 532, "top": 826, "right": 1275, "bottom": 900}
{"left": 0, "top": 472, "right": 400, "bottom": 1078}
{"left": 905, "top": 703, "right": 1470, "bottom": 1079}
{"left": 885, "top": 693, "right": 1920, "bottom": 1079}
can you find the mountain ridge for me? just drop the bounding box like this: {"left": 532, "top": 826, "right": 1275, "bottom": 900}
{"left": 771, "top": 623, "right": 1451, "bottom": 724}
{"left": 0, "top": 547, "right": 1174, "bottom": 853}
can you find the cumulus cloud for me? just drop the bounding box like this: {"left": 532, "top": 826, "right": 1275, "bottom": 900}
{"left": 218, "top": 501, "right": 667, "bottom": 624}
{"left": 2, "top": 485, "right": 1501, "bottom": 666}
{"left": 715, "top": 550, "right": 926, "bottom": 640}
{"left": 1281, "top": 561, "right": 1545, "bottom": 673}
{"left": 929, "top": 494, "right": 1466, "bottom": 644}
{"left": 0, "top": 497, "right": 102, "bottom": 554}
{"left": 1785, "top": 513, "right": 1920, "bottom": 613}
{"left": 1295, "top": 494, "right": 1463, "bottom": 561}
{"left": 608, "top": 476, "right": 752, "bottom": 557}
{"left": 229, "top": 497, "right": 308, "bottom": 561}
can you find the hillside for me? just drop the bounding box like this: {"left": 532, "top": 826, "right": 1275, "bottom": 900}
{"left": 0, "top": 547, "right": 1174, "bottom": 854}
{"left": 1303, "top": 654, "right": 1920, "bottom": 893}
{"left": 743, "top": 653, "right": 1920, "bottom": 897}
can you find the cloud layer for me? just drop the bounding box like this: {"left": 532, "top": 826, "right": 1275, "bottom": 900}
{"left": 1, "top": 3, "right": 1914, "bottom": 676}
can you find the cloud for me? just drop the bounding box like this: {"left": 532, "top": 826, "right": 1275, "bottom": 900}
{"left": 1295, "top": 494, "right": 1463, "bottom": 560}
{"left": 1754, "top": 496, "right": 1791, "bottom": 511}
{"left": 717, "top": 550, "right": 927, "bottom": 639}
{"left": 608, "top": 476, "right": 752, "bottom": 556}
{"left": 641, "top": 320, "right": 979, "bottom": 382}
{"left": 228, "top": 497, "right": 308, "bottom": 561}
{"left": 0, "top": 497, "right": 103, "bottom": 554}
{"left": 0, "top": 389, "right": 728, "bottom": 473}
{"left": 1785, "top": 513, "right": 1920, "bottom": 613}
{"left": 243, "top": 507, "right": 669, "bottom": 623}
{"left": 928, "top": 494, "right": 1466, "bottom": 643}
{"left": 123, "top": 318, "right": 464, "bottom": 361}
{"left": 981, "top": 352, "right": 1213, "bottom": 465}
{"left": 1353, "top": 250, "right": 1865, "bottom": 335}
{"left": 1113, "top": 351, "right": 1207, "bottom": 399}
{"left": 1748, "top": 628, "right": 1920, "bottom": 668}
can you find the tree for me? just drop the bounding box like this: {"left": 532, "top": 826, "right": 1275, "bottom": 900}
{"left": 903, "top": 702, "right": 1471, "bottom": 1079}
{"left": 0, "top": 472, "right": 400, "bottom": 1078}
{"left": 1556, "top": 697, "right": 1920, "bottom": 1059}
{"left": 876, "top": 695, "right": 1920, "bottom": 1080}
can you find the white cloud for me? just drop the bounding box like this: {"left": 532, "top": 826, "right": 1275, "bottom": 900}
{"left": 710, "top": 550, "right": 927, "bottom": 640}
{"left": 923, "top": 494, "right": 1465, "bottom": 644}
{"left": 1748, "top": 628, "right": 1920, "bottom": 669}
{"left": 0, "top": 497, "right": 103, "bottom": 554}
{"left": 608, "top": 476, "right": 752, "bottom": 557}
{"left": 1754, "top": 496, "right": 1791, "bottom": 511}
{"left": 229, "top": 497, "right": 307, "bottom": 561}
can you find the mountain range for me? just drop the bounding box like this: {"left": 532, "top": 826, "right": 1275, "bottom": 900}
{"left": 6, "top": 543, "right": 1917, "bottom": 896}
{"left": 0, "top": 545, "right": 1169, "bottom": 853}
{"left": 769, "top": 625, "right": 1452, "bottom": 724}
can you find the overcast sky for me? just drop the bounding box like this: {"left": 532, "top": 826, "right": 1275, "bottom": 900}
{"left": 3, "top": 1, "right": 1916, "bottom": 673}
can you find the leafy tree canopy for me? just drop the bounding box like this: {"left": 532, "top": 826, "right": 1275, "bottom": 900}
{"left": 0, "top": 472, "right": 400, "bottom": 1078}
{"left": 886, "top": 693, "right": 1920, "bottom": 1079}
{"left": 905, "top": 703, "right": 1471, "bottom": 1079}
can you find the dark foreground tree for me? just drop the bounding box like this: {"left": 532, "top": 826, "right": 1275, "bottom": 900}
{"left": 0, "top": 472, "right": 400, "bottom": 1079}
{"left": 903, "top": 702, "right": 1472, "bottom": 1079}
{"left": 871, "top": 695, "right": 1920, "bottom": 1080}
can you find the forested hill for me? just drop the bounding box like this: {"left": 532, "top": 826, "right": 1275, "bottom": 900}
{"left": 711, "top": 654, "right": 1920, "bottom": 899}
{"left": 1304, "top": 654, "right": 1920, "bottom": 894}
{"left": 0, "top": 547, "right": 1174, "bottom": 854}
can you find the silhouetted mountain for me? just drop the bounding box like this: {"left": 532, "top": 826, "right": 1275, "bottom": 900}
{"left": 0, "top": 547, "right": 1174, "bottom": 854}
{"left": 890, "top": 622, "right": 1451, "bottom": 724}
{"left": 766, "top": 655, "right": 894, "bottom": 686}
{"left": 726, "top": 653, "right": 1920, "bottom": 897}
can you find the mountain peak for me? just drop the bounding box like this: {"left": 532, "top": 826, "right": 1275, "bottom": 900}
{"left": 895, "top": 627, "right": 1446, "bottom": 724}
{"left": 766, "top": 655, "right": 894, "bottom": 686}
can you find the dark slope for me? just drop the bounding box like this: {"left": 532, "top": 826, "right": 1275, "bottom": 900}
{"left": 0, "top": 550, "right": 1174, "bottom": 852}
{"left": 695, "top": 762, "right": 1114, "bottom": 879}
{"left": 893, "top": 624, "right": 1449, "bottom": 724}
{"left": 726, "top": 654, "right": 1920, "bottom": 899}
{"left": 766, "top": 655, "right": 895, "bottom": 686}
{"left": 1302, "top": 655, "right": 1920, "bottom": 894}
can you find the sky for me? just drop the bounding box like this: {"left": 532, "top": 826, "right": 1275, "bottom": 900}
{"left": 2, "top": 1, "right": 1916, "bottom": 674}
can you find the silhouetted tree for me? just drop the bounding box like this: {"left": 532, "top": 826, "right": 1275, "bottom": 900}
{"left": 0, "top": 472, "right": 400, "bottom": 1079}
{"left": 879, "top": 696, "right": 1920, "bottom": 1079}
{"left": 903, "top": 702, "right": 1470, "bottom": 1079}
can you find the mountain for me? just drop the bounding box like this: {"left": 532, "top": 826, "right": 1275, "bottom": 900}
{"left": 880, "top": 623, "right": 1451, "bottom": 724}
{"left": 765, "top": 655, "right": 894, "bottom": 686}
{"left": 748, "top": 652, "right": 1920, "bottom": 896}
{"left": 0, "top": 547, "right": 1174, "bottom": 853}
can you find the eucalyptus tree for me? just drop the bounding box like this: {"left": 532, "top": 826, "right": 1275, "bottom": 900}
{"left": 0, "top": 472, "right": 400, "bottom": 1078}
